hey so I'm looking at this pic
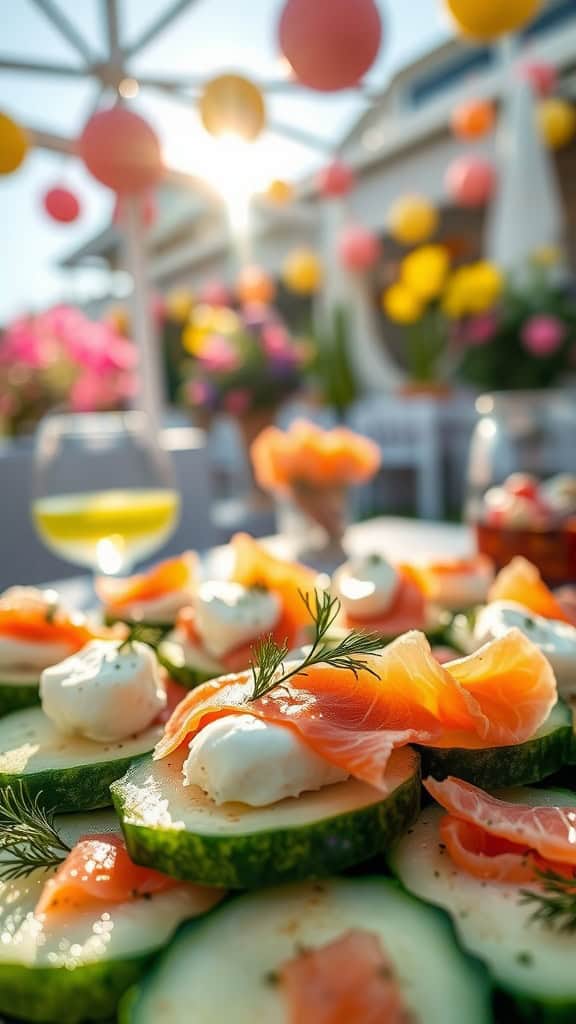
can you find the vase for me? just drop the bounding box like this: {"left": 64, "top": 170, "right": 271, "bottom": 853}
{"left": 466, "top": 389, "right": 576, "bottom": 584}
{"left": 237, "top": 407, "right": 278, "bottom": 510}
{"left": 275, "top": 482, "right": 350, "bottom": 571}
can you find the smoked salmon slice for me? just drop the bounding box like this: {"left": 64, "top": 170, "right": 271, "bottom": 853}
{"left": 155, "top": 628, "right": 556, "bottom": 790}
{"left": 344, "top": 571, "right": 427, "bottom": 635}
{"left": 0, "top": 609, "right": 93, "bottom": 649}
{"left": 96, "top": 552, "right": 197, "bottom": 610}
{"left": 488, "top": 557, "right": 570, "bottom": 624}
{"left": 279, "top": 929, "right": 412, "bottom": 1024}
{"left": 426, "top": 776, "right": 576, "bottom": 868}
{"left": 446, "top": 629, "right": 556, "bottom": 747}
{"left": 230, "top": 533, "right": 317, "bottom": 633}
{"left": 35, "top": 834, "right": 179, "bottom": 919}
{"left": 439, "top": 815, "right": 548, "bottom": 884}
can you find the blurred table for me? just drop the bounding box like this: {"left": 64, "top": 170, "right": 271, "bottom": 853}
{"left": 53, "top": 517, "right": 473, "bottom": 610}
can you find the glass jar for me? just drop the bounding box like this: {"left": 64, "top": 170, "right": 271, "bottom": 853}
{"left": 466, "top": 390, "right": 576, "bottom": 584}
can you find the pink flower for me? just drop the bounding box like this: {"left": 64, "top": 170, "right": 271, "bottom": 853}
{"left": 262, "top": 323, "right": 292, "bottom": 357}
{"left": 70, "top": 372, "right": 122, "bottom": 412}
{"left": 522, "top": 315, "right": 567, "bottom": 356}
{"left": 187, "top": 379, "right": 215, "bottom": 406}
{"left": 465, "top": 313, "right": 498, "bottom": 346}
{"left": 198, "top": 336, "right": 240, "bottom": 373}
{"left": 224, "top": 389, "right": 251, "bottom": 415}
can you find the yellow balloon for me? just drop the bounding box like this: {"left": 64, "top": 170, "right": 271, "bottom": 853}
{"left": 382, "top": 283, "right": 423, "bottom": 325}
{"left": 199, "top": 75, "right": 266, "bottom": 142}
{"left": 266, "top": 179, "right": 294, "bottom": 205}
{"left": 388, "top": 195, "right": 439, "bottom": 246}
{"left": 282, "top": 248, "right": 323, "bottom": 295}
{"left": 401, "top": 245, "right": 450, "bottom": 301}
{"left": 537, "top": 99, "right": 576, "bottom": 150}
{"left": 445, "top": 0, "right": 541, "bottom": 40}
{"left": 0, "top": 113, "right": 28, "bottom": 175}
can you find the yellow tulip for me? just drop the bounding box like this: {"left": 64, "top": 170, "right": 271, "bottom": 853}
{"left": 401, "top": 245, "right": 450, "bottom": 301}
{"left": 282, "top": 248, "right": 323, "bottom": 294}
{"left": 388, "top": 195, "right": 439, "bottom": 246}
{"left": 182, "top": 304, "right": 240, "bottom": 355}
{"left": 165, "top": 289, "right": 194, "bottom": 322}
{"left": 466, "top": 261, "right": 503, "bottom": 313}
{"left": 531, "top": 245, "right": 562, "bottom": 269}
{"left": 382, "top": 283, "right": 423, "bottom": 325}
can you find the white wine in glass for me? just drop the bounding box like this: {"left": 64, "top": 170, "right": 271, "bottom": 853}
{"left": 32, "top": 412, "right": 180, "bottom": 575}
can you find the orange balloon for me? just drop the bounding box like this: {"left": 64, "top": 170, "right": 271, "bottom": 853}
{"left": 452, "top": 99, "right": 495, "bottom": 140}
{"left": 200, "top": 75, "right": 266, "bottom": 142}
{"left": 236, "top": 266, "right": 276, "bottom": 306}
{"left": 265, "top": 179, "right": 294, "bottom": 205}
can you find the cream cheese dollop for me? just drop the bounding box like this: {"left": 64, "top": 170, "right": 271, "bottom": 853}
{"left": 333, "top": 555, "right": 399, "bottom": 619}
{"left": 109, "top": 590, "right": 193, "bottom": 626}
{"left": 473, "top": 600, "right": 576, "bottom": 695}
{"left": 40, "top": 639, "right": 166, "bottom": 742}
{"left": 192, "top": 582, "right": 281, "bottom": 659}
{"left": 182, "top": 714, "right": 348, "bottom": 806}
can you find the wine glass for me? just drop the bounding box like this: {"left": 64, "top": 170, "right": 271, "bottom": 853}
{"left": 32, "top": 411, "right": 180, "bottom": 576}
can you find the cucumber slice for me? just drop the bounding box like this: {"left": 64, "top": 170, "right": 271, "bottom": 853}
{"left": 0, "top": 706, "right": 164, "bottom": 812}
{"left": 390, "top": 787, "right": 576, "bottom": 1020}
{"left": 112, "top": 747, "right": 420, "bottom": 888}
{"left": 104, "top": 613, "right": 172, "bottom": 639}
{"left": 419, "top": 701, "right": 573, "bottom": 788}
{"left": 0, "top": 669, "right": 40, "bottom": 716}
{"left": 120, "top": 876, "right": 492, "bottom": 1024}
{"left": 156, "top": 635, "right": 222, "bottom": 689}
{"left": 0, "top": 809, "right": 221, "bottom": 1024}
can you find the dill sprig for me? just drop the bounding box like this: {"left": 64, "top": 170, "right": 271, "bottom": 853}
{"left": 0, "top": 784, "right": 71, "bottom": 881}
{"left": 520, "top": 870, "right": 576, "bottom": 934}
{"left": 118, "top": 622, "right": 164, "bottom": 653}
{"left": 249, "top": 589, "right": 386, "bottom": 701}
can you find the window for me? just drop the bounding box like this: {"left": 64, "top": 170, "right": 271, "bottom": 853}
{"left": 523, "top": 0, "right": 576, "bottom": 40}
{"left": 407, "top": 48, "right": 495, "bottom": 109}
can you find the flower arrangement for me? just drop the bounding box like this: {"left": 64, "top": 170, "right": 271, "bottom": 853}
{"left": 382, "top": 247, "right": 576, "bottom": 391}
{"left": 382, "top": 245, "right": 504, "bottom": 385}
{"left": 252, "top": 420, "right": 381, "bottom": 493}
{"left": 453, "top": 264, "right": 576, "bottom": 391}
{"left": 251, "top": 420, "right": 380, "bottom": 551}
{"left": 0, "top": 306, "right": 136, "bottom": 437}
{"left": 182, "top": 304, "right": 306, "bottom": 418}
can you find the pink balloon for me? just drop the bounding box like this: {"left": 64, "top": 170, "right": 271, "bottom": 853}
{"left": 339, "top": 224, "right": 381, "bottom": 271}
{"left": 79, "top": 107, "right": 164, "bottom": 194}
{"left": 521, "top": 60, "right": 557, "bottom": 97}
{"left": 278, "top": 0, "right": 382, "bottom": 92}
{"left": 43, "top": 186, "right": 81, "bottom": 223}
{"left": 317, "top": 160, "right": 355, "bottom": 198}
{"left": 199, "top": 280, "right": 232, "bottom": 307}
{"left": 445, "top": 157, "right": 496, "bottom": 208}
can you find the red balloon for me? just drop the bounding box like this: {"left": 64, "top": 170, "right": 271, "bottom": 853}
{"left": 339, "top": 224, "right": 381, "bottom": 271}
{"left": 78, "top": 106, "right": 164, "bottom": 194}
{"left": 318, "top": 160, "right": 355, "bottom": 197}
{"left": 521, "top": 60, "right": 557, "bottom": 97}
{"left": 278, "top": 0, "right": 382, "bottom": 92}
{"left": 199, "top": 280, "right": 232, "bottom": 307}
{"left": 445, "top": 156, "right": 496, "bottom": 208}
{"left": 43, "top": 186, "right": 81, "bottom": 223}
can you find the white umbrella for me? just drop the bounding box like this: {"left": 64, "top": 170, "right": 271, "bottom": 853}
{"left": 486, "top": 46, "right": 563, "bottom": 275}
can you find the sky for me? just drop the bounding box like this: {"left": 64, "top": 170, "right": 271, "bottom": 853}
{"left": 0, "top": 0, "right": 451, "bottom": 323}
